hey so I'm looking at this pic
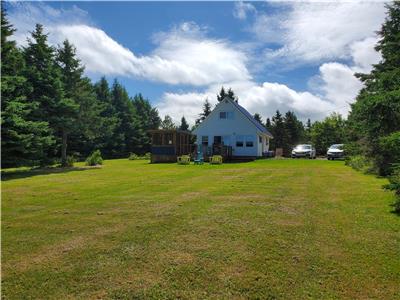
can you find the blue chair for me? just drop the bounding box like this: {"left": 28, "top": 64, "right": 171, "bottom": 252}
{"left": 194, "top": 145, "right": 204, "bottom": 165}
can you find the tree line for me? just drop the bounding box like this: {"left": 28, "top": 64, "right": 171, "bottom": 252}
{"left": 1, "top": 9, "right": 161, "bottom": 167}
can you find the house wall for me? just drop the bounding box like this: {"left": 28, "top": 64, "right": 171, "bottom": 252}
{"left": 193, "top": 100, "right": 260, "bottom": 157}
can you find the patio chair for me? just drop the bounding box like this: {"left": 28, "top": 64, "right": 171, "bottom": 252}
{"left": 177, "top": 155, "right": 191, "bottom": 165}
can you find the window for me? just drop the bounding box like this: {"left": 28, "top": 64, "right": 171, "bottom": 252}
{"left": 220, "top": 111, "right": 234, "bottom": 119}
{"left": 236, "top": 135, "right": 244, "bottom": 147}
{"left": 201, "top": 136, "right": 208, "bottom": 145}
{"left": 246, "top": 141, "right": 254, "bottom": 147}
{"left": 259, "top": 136, "right": 262, "bottom": 143}
{"left": 245, "top": 135, "right": 254, "bottom": 147}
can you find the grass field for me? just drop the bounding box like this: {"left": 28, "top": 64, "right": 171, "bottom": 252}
{"left": 2, "top": 159, "right": 400, "bottom": 299}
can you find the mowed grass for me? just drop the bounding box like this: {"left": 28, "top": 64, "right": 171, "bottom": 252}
{"left": 2, "top": 159, "right": 400, "bottom": 299}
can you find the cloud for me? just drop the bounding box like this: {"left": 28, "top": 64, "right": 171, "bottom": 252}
{"left": 156, "top": 78, "right": 339, "bottom": 126}
{"left": 8, "top": 3, "right": 251, "bottom": 87}
{"left": 253, "top": 1, "right": 386, "bottom": 64}
{"left": 233, "top": 2, "right": 256, "bottom": 20}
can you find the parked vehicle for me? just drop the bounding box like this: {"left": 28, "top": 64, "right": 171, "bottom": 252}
{"left": 327, "top": 144, "right": 345, "bottom": 160}
{"left": 291, "top": 144, "right": 316, "bottom": 159}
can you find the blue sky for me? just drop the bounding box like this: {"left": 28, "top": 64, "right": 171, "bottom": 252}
{"left": 6, "top": 1, "right": 387, "bottom": 124}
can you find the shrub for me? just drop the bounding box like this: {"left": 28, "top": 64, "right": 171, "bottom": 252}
{"left": 383, "top": 164, "right": 400, "bottom": 213}
{"left": 65, "top": 155, "right": 75, "bottom": 167}
{"left": 128, "top": 153, "right": 139, "bottom": 160}
{"left": 345, "top": 155, "right": 376, "bottom": 174}
{"left": 85, "top": 150, "right": 103, "bottom": 166}
{"left": 128, "top": 152, "right": 151, "bottom": 160}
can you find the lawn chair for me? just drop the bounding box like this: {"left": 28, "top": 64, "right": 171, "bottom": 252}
{"left": 177, "top": 155, "right": 190, "bottom": 165}
{"left": 210, "top": 155, "right": 223, "bottom": 165}
{"left": 194, "top": 145, "right": 204, "bottom": 165}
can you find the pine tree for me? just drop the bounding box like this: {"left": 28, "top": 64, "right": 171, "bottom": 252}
{"left": 1, "top": 12, "right": 53, "bottom": 167}
{"left": 93, "top": 77, "right": 119, "bottom": 156}
{"left": 56, "top": 39, "right": 94, "bottom": 166}
{"left": 179, "top": 116, "right": 189, "bottom": 131}
{"left": 253, "top": 113, "right": 263, "bottom": 125}
{"left": 265, "top": 118, "right": 272, "bottom": 131}
{"left": 132, "top": 93, "right": 161, "bottom": 154}
{"left": 23, "top": 24, "right": 67, "bottom": 164}
{"left": 110, "top": 80, "right": 140, "bottom": 156}
{"left": 196, "top": 98, "right": 212, "bottom": 125}
{"left": 283, "top": 111, "right": 305, "bottom": 154}
{"left": 271, "top": 110, "right": 285, "bottom": 150}
{"left": 217, "top": 87, "right": 237, "bottom": 102}
{"left": 161, "top": 115, "right": 176, "bottom": 129}
{"left": 348, "top": 1, "right": 400, "bottom": 175}
{"left": 217, "top": 87, "right": 227, "bottom": 102}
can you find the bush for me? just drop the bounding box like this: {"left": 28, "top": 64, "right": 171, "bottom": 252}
{"left": 128, "top": 153, "right": 139, "bottom": 160}
{"left": 128, "top": 152, "right": 151, "bottom": 160}
{"left": 383, "top": 164, "right": 400, "bottom": 213}
{"left": 65, "top": 155, "right": 75, "bottom": 167}
{"left": 345, "top": 155, "right": 376, "bottom": 174}
{"left": 85, "top": 150, "right": 103, "bottom": 166}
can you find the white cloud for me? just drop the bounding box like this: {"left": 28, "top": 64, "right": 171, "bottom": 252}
{"left": 156, "top": 78, "right": 339, "bottom": 125}
{"left": 8, "top": 3, "right": 251, "bottom": 87}
{"left": 233, "top": 1, "right": 256, "bottom": 20}
{"left": 254, "top": 1, "right": 386, "bottom": 64}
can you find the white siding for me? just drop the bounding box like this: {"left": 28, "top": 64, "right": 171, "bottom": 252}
{"left": 193, "top": 100, "right": 260, "bottom": 157}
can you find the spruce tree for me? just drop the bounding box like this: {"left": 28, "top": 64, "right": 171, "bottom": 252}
{"left": 110, "top": 80, "right": 140, "bottom": 156}
{"left": 253, "top": 113, "right": 263, "bottom": 125}
{"left": 161, "top": 115, "right": 176, "bottom": 129}
{"left": 271, "top": 110, "right": 285, "bottom": 150}
{"left": 23, "top": 24, "right": 67, "bottom": 164}
{"left": 93, "top": 77, "right": 119, "bottom": 155}
{"left": 348, "top": 1, "right": 400, "bottom": 174}
{"left": 283, "top": 111, "right": 305, "bottom": 154}
{"left": 1, "top": 11, "right": 53, "bottom": 167}
{"left": 179, "top": 116, "right": 189, "bottom": 131}
{"left": 196, "top": 98, "right": 212, "bottom": 125}
{"left": 132, "top": 93, "right": 161, "bottom": 154}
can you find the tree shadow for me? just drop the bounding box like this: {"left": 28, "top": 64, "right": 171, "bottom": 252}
{"left": 1, "top": 166, "right": 100, "bottom": 181}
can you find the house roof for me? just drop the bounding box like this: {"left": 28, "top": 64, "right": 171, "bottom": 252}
{"left": 227, "top": 97, "right": 273, "bottom": 138}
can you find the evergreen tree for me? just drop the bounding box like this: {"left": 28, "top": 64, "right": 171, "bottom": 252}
{"left": 217, "top": 87, "right": 227, "bottom": 102}
{"left": 93, "top": 77, "right": 119, "bottom": 156}
{"left": 23, "top": 24, "right": 67, "bottom": 164}
{"left": 110, "top": 80, "right": 140, "bottom": 157}
{"left": 132, "top": 93, "right": 161, "bottom": 154}
{"left": 161, "top": 115, "right": 176, "bottom": 129}
{"left": 348, "top": 1, "right": 400, "bottom": 175}
{"left": 283, "top": 111, "right": 305, "bottom": 154}
{"left": 196, "top": 98, "right": 212, "bottom": 125}
{"left": 270, "top": 110, "right": 285, "bottom": 150}
{"left": 1, "top": 10, "right": 53, "bottom": 167}
{"left": 179, "top": 116, "right": 189, "bottom": 131}
{"left": 253, "top": 113, "right": 263, "bottom": 125}
{"left": 56, "top": 39, "right": 99, "bottom": 166}
{"left": 265, "top": 118, "right": 272, "bottom": 131}
{"left": 217, "top": 87, "right": 237, "bottom": 102}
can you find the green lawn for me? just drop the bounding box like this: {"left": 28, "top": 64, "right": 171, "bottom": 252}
{"left": 2, "top": 159, "right": 399, "bottom": 299}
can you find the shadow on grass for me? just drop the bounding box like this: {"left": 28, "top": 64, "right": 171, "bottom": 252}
{"left": 1, "top": 166, "right": 100, "bottom": 181}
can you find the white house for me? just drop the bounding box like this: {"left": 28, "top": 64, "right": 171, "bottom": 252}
{"left": 193, "top": 97, "right": 273, "bottom": 158}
